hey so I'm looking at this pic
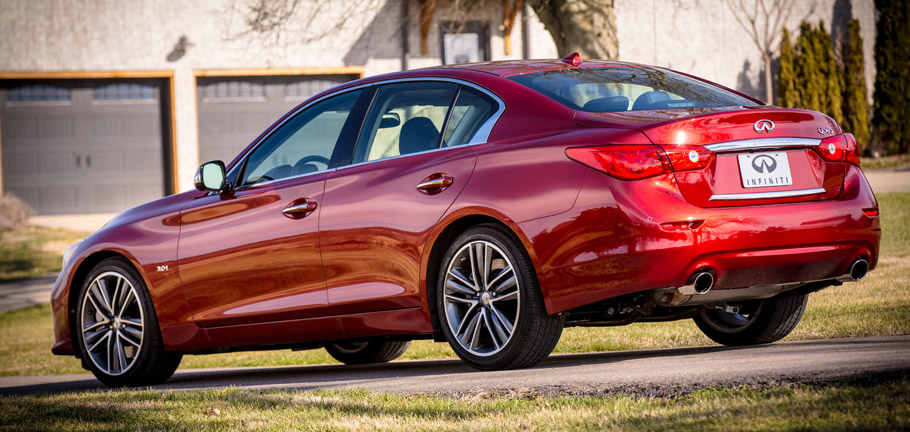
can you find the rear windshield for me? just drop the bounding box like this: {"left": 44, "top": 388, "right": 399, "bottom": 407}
{"left": 508, "top": 67, "right": 754, "bottom": 112}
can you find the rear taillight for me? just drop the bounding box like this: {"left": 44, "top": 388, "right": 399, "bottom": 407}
{"left": 566, "top": 145, "right": 670, "bottom": 180}
{"left": 816, "top": 134, "right": 861, "bottom": 166}
{"left": 661, "top": 145, "right": 714, "bottom": 172}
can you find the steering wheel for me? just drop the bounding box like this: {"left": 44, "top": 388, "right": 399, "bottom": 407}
{"left": 295, "top": 155, "right": 330, "bottom": 168}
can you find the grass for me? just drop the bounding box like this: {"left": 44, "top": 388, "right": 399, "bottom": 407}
{"left": 0, "top": 226, "right": 88, "bottom": 284}
{"left": 0, "top": 192, "right": 908, "bottom": 377}
{"left": 863, "top": 153, "right": 910, "bottom": 170}
{"left": 0, "top": 374, "right": 908, "bottom": 431}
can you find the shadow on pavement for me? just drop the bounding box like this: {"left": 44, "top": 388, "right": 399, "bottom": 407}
{"left": 1, "top": 336, "right": 906, "bottom": 396}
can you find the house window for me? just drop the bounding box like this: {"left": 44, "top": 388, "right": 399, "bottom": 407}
{"left": 202, "top": 81, "right": 265, "bottom": 99}
{"left": 8, "top": 85, "right": 70, "bottom": 102}
{"left": 440, "top": 22, "right": 489, "bottom": 65}
{"left": 285, "top": 78, "right": 348, "bottom": 100}
{"left": 93, "top": 83, "right": 156, "bottom": 100}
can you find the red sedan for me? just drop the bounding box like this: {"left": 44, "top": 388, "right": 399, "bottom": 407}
{"left": 51, "top": 55, "right": 880, "bottom": 386}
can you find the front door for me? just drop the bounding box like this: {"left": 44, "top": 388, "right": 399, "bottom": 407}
{"left": 319, "top": 81, "right": 501, "bottom": 315}
{"left": 177, "top": 88, "right": 365, "bottom": 327}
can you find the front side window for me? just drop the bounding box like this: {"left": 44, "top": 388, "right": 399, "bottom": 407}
{"left": 240, "top": 89, "right": 361, "bottom": 186}
{"left": 509, "top": 67, "right": 754, "bottom": 112}
{"left": 353, "top": 82, "right": 458, "bottom": 163}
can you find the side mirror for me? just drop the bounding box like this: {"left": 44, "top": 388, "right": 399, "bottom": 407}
{"left": 194, "top": 160, "right": 226, "bottom": 192}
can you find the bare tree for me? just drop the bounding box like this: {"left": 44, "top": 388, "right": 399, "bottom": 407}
{"left": 723, "top": 0, "right": 809, "bottom": 103}
{"left": 227, "top": 0, "right": 620, "bottom": 62}
{"left": 527, "top": 0, "right": 618, "bottom": 59}
{"left": 224, "top": 0, "right": 383, "bottom": 52}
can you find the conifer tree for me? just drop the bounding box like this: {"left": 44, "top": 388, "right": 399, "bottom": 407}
{"left": 778, "top": 28, "right": 799, "bottom": 108}
{"left": 873, "top": 0, "right": 910, "bottom": 154}
{"left": 816, "top": 22, "right": 844, "bottom": 125}
{"left": 795, "top": 22, "right": 823, "bottom": 113}
{"left": 842, "top": 18, "right": 870, "bottom": 152}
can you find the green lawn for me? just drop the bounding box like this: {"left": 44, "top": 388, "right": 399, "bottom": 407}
{"left": 0, "top": 193, "right": 908, "bottom": 376}
{"left": 0, "top": 226, "right": 88, "bottom": 284}
{"left": 1, "top": 375, "right": 907, "bottom": 431}
{"left": 863, "top": 153, "right": 910, "bottom": 170}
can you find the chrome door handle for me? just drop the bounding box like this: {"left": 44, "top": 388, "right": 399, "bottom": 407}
{"left": 282, "top": 199, "right": 317, "bottom": 218}
{"left": 416, "top": 173, "right": 454, "bottom": 194}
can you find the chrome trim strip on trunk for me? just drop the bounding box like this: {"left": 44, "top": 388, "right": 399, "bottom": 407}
{"left": 704, "top": 137, "right": 821, "bottom": 152}
{"left": 709, "top": 188, "right": 827, "bottom": 201}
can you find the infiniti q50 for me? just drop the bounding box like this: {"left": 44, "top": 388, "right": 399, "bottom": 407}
{"left": 51, "top": 55, "right": 880, "bottom": 386}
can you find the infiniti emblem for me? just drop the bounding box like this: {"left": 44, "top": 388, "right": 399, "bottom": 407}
{"left": 754, "top": 119, "right": 775, "bottom": 134}
{"left": 752, "top": 155, "right": 778, "bottom": 173}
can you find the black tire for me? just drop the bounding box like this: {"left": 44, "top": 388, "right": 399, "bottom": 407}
{"left": 325, "top": 340, "right": 411, "bottom": 365}
{"left": 74, "top": 257, "right": 182, "bottom": 387}
{"left": 693, "top": 290, "right": 809, "bottom": 346}
{"left": 436, "top": 225, "right": 564, "bottom": 370}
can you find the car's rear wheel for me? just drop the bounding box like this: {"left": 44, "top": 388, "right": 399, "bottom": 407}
{"left": 437, "top": 225, "right": 564, "bottom": 370}
{"left": 324, "top": 340, "right": 411, "bottom": 365}
{"left": 75, "top": 257, "right": 181, "bottom": 387}
{"left": 693, "top": 290, "right": 808, "bottom": 346}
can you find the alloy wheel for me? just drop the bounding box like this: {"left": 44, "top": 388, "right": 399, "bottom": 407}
{"left": 442, "top": 240, "right": 520, "bottom": 357}
{"left": 699, "top": 301, "right": 764, "bottom": 333}
{"left": 80, "top": 271, "right": 145, "bottom": 376}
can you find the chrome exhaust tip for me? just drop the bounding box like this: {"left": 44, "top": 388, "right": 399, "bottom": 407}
{"left": 678, "top": 271, "right": 714, "bottom": 295}
{"left": 837, "top": 258, "right": 869, "bottom": 282}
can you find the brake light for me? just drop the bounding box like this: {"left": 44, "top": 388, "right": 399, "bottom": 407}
{"left": 566, "top": 145, "right": 670, "bottom": 180}
{"left": 816, "top": 134, "right": 861, "bottom": 166}
{"left": 661, "top": 145, "right": 714, "bottom": 172}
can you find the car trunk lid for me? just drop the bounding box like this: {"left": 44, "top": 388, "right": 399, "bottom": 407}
{"left": 575, "top": 107, "right": 848, "bottom": 207}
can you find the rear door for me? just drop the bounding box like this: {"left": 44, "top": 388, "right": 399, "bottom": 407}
{"left": 177, "top": 88, "right": 366, "bottom": 328}
{"left": 319, "top": 80, "right": 502, "bottom": 315}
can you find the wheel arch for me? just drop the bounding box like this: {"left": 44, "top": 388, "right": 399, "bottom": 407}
{"left": 67, "top": 250, "right": 153, "bottom": 358}
{"left": 421, "top": 209, "right": 543, "bottom": 341}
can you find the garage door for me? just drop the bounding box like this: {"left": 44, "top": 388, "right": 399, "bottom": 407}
{"left": 197, "top": 75, "right": 357, "bottom": 164}
{"left": 0, "top": 79, "right": 168, "bottom": 215}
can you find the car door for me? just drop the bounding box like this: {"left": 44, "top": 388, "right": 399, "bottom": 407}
{"left": 319, "top": 80, "right": 502, "bottom": 315}
{"left": 177, "top": 88, "right": 367, "bottom": 328}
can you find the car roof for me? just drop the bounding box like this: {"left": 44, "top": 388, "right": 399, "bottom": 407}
{"left": 428, "top": 59, "right": 654, "bottom": 77}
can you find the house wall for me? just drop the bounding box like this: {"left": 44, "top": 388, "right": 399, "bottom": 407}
{"left": 0, "top": 0, "right": 876, "bottom": 197}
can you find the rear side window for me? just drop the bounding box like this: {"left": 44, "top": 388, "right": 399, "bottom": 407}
{"left": 352, "top": 82, "right": 459, "bottom": 163}
{"left": 443, "top": 87, "right": 497, "bottom": 147}
{"left": 508, "top": 67, "right": 753, "bottom": 112}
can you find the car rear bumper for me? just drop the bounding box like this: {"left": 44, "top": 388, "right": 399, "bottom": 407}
{"left": 519, "top": 165, "right": 881, "bottom": 314}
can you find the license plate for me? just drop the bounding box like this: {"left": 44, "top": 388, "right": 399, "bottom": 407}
{"left": 738, "top": 152, "right": 792, "bottom": 188}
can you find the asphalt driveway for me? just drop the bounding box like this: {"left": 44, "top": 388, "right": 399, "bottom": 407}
{"left": 1, "top": 335, "right": 908, "bottom": 397}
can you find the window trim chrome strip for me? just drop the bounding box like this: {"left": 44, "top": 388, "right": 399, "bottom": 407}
{"left": 704, "top": 137, "right": 821, "bottom": 153}
{"left": 230, "top": 77, "right": 505, "bottom": 191}
{"left": 369, "top": 77, "right": 506, "bottom": 146}
{"left": 709, "top": 188, "right": 827, "bottom": 201}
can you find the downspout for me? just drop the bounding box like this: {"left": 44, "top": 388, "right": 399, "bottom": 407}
{"left": 521, "top": 1, "right": 530, "bottom": 59}
{"left": 401, "top": 0, "right": 410, "bottom": 70}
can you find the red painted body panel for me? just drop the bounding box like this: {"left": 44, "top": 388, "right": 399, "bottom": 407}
{"left": 519, "top": 164, "right": 879, "bottom": 314}
{"left": 177, "top": 172, "right": 332, "bottom": 328}
{"left": 319, "top": 145, "right": 477, "bottom": 316}
{"left": 50, "top": 60, "right": 882, "bottom": 362}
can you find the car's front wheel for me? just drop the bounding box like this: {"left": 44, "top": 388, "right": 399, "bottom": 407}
{"left": 437, "top": 225, "right": 564, "bottom": 370}
{"left": 693, "top": 290, "right": 809, "bottom": 346}
{"left": 75, "top": 257, "right": 182, "bottom": 387}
